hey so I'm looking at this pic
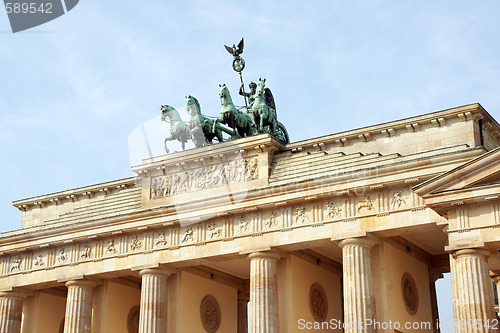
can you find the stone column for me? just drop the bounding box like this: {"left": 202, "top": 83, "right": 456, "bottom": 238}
{"left": 138, "top": 268, "right": 173, "bottom": 333}
{"left": 338, "top": 237, "right": 376, "bottom": 333}
{"left": 451, "top": 249, "right": 497, "bottom": 333}
{"left": 429, "top": 271, "right": 443, "bottom": 333}
{"left": 0, "top": 291, "right": 27, "bottom": 333}
{"left": 248, "top": 251, "right": 280, "bottom": 333}
{"left": 492, "top": 275, "right": 500, "bottom": 314}
{"left": 237, "top": 290, "right": 249, "bottom": 333}
{"left": 63, "top": 280, "right": 97, "bottom": 333}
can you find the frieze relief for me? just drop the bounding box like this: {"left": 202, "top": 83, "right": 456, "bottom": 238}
{"left": 57, "top": 248, "right": 69, "bottom": 264}
{"left": 207, "top": 223, "right": 222, "bottom": 239}
{"left": 390, "top": 190, "right": 408, "bottom": 210}
{"left": 180, "top": 227, "right": 195, "bottom": 244}
{"left": 295, "top": 207, "right": 310, "bottom": 224}
{"left": 10, "top": 255, "right": 24, "bottom": 272}
{"left": 80, "top": 244, "right": 93, "bottom": 260}
{"left": 129, "top": 235, "right": 143, "bottom": 251}
{"left": 325, "top": 201, "right": 342, "bottom": 219}
{"left": 150, "top": 157, "right": 259, "bottom": 199}
{"left": 357, "top": 196, "right": 375, "bottom": 214}
{"left": 238, "top": 215, "right": 250, "bottom": 234}
{"left": 266, "top": 212, "right": 279, "bottom": 228}
{"left": 1, "top": 188, "right": 428, "bottom": 277}
{"left": 33, "top": 253, "right": 45, "bottom": 268}
{"left": 155, "top": 230, "right": 168, "bottom": 248}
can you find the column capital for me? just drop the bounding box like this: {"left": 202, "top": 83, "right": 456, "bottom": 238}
{"left": 139, "top": 267, "right": 176, "bottom": 277}
{"left": 428, "top": 270, "right": 444, "bottom": 283}
{"left": 65, "top": 280, "right": 98, "bottom": 289}
{"left": 0, "top": 290, "right": 28, "bottom": 300}
{"left": 451, "top": 248, "right": 492, "bottom": 260}
{"left": 338, "top": 236, "right": 378, "bottom": 249}
{"left": 238, "top": 290, "right": 250, "bottom": 302}
{"left": 247, "top": 250, "right": 281, "bottom": 261}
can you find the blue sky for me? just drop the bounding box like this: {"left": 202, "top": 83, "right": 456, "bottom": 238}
{"left": 2, "top": 1, "right": 500, "bottom": 330}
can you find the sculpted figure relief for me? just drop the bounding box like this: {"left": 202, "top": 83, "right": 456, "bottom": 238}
{"left": 155, "top": 231, "right": 168, "bottom": 247}
{"left": 181, "top": 228, "right": 194, "bottom": 243}
{"left": 106, "top": 240, "right": 117, "bottom": 254}
{"left": 200, "top": 295, "right": 221, "bottom": 333}
{"left": 34, "top": 255, "right": 44, "bottom": 267}
{"left": 358, "top": 196, "right": 375, "bottom": 213}
{"left": 57, "top": 249, "right": 68, "bottom": 263}
{"left": 326, "top": 201, "right": 342, "bottom": 218}
{"left": 80, "top": 245, "right": 92, "bottom": 259}
{"left": 266, "top": 211, "right": 279, "bottom": 228}
{"left": 238, "top": 216, "right": 249, "bottom": 233}
{"left": 391, "top": 191, "right": 407, "bottom": 209}
{"left": 149, "top": 158, "right": 259, "bottom": 199}
{"left": 130, "top": 235, "right": 142, "bottom": 251}
{"left": 207, "top": 223, "right": 222, "bottom": 239}
{"left": 10, "top": 256, "right": 23, "bottom": 272}
{"left": 295, "top": 207, "right": 309, "bottom": 224}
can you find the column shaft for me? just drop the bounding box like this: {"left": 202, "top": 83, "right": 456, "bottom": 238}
{"left": 63, "top": 280, "right": 96, "bottom": 333}
{"left": 138, "top": 268, "right": 172, "bottom": 333}
{"left": 0, "top": 292, "right": 26, "bottom": 333}
{"left": 429, "top": 272, "right": 443, "bottom": 333}
{"left": 338, "top": 238, "right": 376, "bottom": 333}
{"left": 451, "top": 249, "right": 497, "bottom": 333}
{"left": 248, "top": 251, "right": 280, "bottom": 333}
{"left": 237, "top": 291, "right": 249, "bottom": 333}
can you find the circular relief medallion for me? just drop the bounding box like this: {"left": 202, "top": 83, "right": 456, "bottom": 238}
{"left": 309, "top": 283, "right": 328, "bottom": 322}
{"left": 127, "top": 305, "right": 140, "bottom": 333}
{"left": 401, "top": 273, "right": 419, "bottom": 315}
{"left": 200, "top": 295, "right": 221, "bottom": 332}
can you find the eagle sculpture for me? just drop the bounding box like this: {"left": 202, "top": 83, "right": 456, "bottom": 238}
{"left": 224, "top": 38, "right": 244, "bottom": 57}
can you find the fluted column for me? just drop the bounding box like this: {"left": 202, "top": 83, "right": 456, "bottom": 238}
{"left": 429, "top": 271, "right": 443, "bottom": 333}
{"left": 138, "top": 268, "right": 173, "bottom": 333}
{"left": 63, "top": 280, "right": 97, "bottom": 333}
{"left": 338, "top": 237, "right": 376, "bottom": 333}
{"left": 0, "top": 291, "right": 27, "bottom": 333}
{"left": 491, "top": 275, "right": 500, "bottom": 314}
{"left": 451, "top": 249, "right": 497, "bottom": 333}
{"left": 237, "top": 290, "right": 249, "bottom": 333}
{"left": 248, "top": 251, "right": 280, "bottom": 333}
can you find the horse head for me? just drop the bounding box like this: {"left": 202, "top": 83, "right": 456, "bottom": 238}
{"left": 185, "top": 95, "right": 201, "bottom": 116}
{"left": 219, "top": 84, "right": 232, "bottom": 106}
{"left": 256, "top": 78, "right": 266, "bottom": 98}
{"left": 160, "top": 104, "right": 175, "bottom": 122}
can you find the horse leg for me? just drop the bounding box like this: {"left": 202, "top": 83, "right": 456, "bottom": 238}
{"left": 260, "top": 111, "right": 267, "bottom": 133}
{"left": 216, "top": 129, "right": 224, "bottom": 142}
{"left": 164, "top": 138, "right": 171, "bottom": 153}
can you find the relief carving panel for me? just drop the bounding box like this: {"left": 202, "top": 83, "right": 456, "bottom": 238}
{"left": 401, "top": 272, "right": 418, "bottom": 315}
{"left": 150, "top": 157, "right": 259, "bottom": 199}
{"left": 200, "top": 295, "right": 221, "bottom": 333}
{"left": 309, "top": 283, "right": 328, "bottom": 322}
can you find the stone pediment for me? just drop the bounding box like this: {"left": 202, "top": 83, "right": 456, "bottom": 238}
{"left": 413, "top": 146, "right": 500, "bottom": 207}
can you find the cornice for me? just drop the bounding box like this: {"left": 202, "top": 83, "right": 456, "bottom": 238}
{"left": 0, "top": 146, "right": 482, "bottom": 249}
{"left": 11, "top": 177, "right": 136, "bottom": 212}
{"left": 413, "top": 146, "right": 500, "bottom": 197}
{"left": 288, "top": 103, "right": 497, "bottom": 151}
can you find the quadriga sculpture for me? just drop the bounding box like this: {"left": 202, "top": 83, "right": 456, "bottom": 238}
{"left": 217, "top": 83, "right": 256, "bottom": 139}
{"left": 185, "top": 95, "right": 225, "bottom": 147}
{"left": 160, "top": 104, "right": 191, "bottom": 153}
